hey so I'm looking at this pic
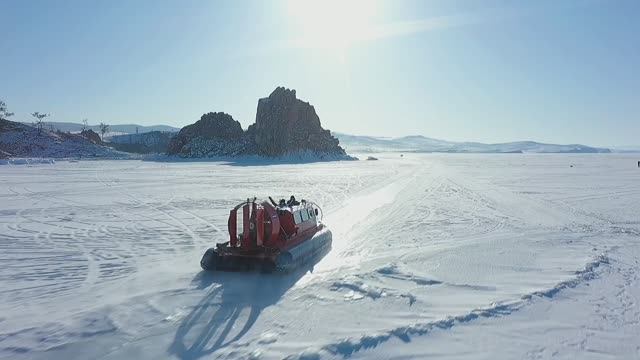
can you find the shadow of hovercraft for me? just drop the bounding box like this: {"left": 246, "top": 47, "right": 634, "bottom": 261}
{"left": 169, "top": 246, "right": 330, "bottom": 359}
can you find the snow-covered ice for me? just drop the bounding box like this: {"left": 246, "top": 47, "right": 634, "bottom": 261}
{"left": 1, "top": 154, "right": 639, "bottom": 359}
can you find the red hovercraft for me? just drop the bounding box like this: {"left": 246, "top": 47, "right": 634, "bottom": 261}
{"left": 200, "top": 196, "right": 332, "bottom": 272}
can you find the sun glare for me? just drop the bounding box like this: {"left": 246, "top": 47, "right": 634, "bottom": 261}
{"left": 286, "top": 0, "right": 380, "bottom": 51}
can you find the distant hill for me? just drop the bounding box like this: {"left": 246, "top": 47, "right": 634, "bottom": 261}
{"left": 23, "top": 121, "right": 180, "bottom": 134}
{"left": 609, "top": 146, "right": 640, "bottom": 153}
{"left": 333, "top": 133, "right": 611, "bottom": 154}
{"left": 1, "top": 119, "right": 128, "bottom": 158}
{"left": 109, "top": 131, "right": 175, "bottom": 154}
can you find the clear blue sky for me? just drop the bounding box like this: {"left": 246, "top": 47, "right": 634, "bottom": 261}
{"left": 1, "top": 0, "right": 638, "bottom": 146}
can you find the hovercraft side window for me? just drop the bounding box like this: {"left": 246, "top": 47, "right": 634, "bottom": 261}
{"left": 301, "top": 209, "right": 309, "bottom": 222}
{"left": 294, "top": 210, "right": 304, "bottom": 224}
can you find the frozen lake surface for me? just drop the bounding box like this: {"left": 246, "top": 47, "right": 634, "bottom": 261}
{"left": 1, "top": 154, "right": 639, "bottom": 359}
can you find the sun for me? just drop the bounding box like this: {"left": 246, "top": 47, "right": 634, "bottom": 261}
{"left": 286, "top": 0, "right": 380, "bottom": 51}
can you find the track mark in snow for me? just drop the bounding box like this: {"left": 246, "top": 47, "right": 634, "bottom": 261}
{"left": 330, "top": 279, "right": 386, "bottom": 300}
{"left": 0, "top": 314, "right": 117, "bottom": 355}
{"left": 375, "top": 264, "right": 443, "bottom": 286}
{"left": 164, "top": 308, "right": 188, "bottom": 323}
{"left": 256, "top": 331, "right": 279, "bottom": 344}
{"left": 312, "top": 254, "right": 611, "bottom": 358}
{"left": 522, "top": 254, "right": 609, "bottom": 300}
{"left": 304, "top": 164, "right": 420, "bottom": 277}
{"left": 329, "top": 272, "right": 428, "bottom": 306}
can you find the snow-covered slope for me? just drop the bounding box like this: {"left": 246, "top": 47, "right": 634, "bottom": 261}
{"left": 0, "top": 154, "right": 638, "bottom": 359}
{"left": 0, "top": 120, "right": 128, "bottom": 159}
{"left": 334, "top": 133, "right": 611, "bottom": 153}
{"left": 27, "top": 122, "right": 180, "bottom": 134}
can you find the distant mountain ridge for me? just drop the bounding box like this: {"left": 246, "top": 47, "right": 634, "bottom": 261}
{"left": 333, "top": 133, "right": 611, "bottom": 154}
{"left": 33, "top": 121, "right": 614, "bottom": 154}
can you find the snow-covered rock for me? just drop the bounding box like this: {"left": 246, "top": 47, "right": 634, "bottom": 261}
{"left": 166, "top": 87, "right": 348, "bottom": 159}
{"left": 167, "top": 112, "right": 249, "bottom": 156}
{"left": 79, "top": 129, "right": 102, "bottom": 144}
{"left": 254, "top": 87, "right": 345, "bottom": 157}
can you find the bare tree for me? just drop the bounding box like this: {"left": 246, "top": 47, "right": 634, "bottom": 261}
{"left": 31, "top": 112, "right": 49, "bottom": 135}
{"left": 82, "top": 118, "right": 89, "bottom": 132}
{"left": 99, "top": 122, "right": 109, "bottom": 141}
{"left": 0, "top": 100, "right": 14, "bottom": 121}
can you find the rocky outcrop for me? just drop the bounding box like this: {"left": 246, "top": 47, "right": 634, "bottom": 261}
{"left": 0, "top": 118, "right": 22, "bottom": 133}
{"left": 253, "top": 87, "right": 344, "bottom": 156}
{"left": 80, "top": 129, "right": 102, "bottom": 144}
{"left": 167, "top": 112, "right": 246, "bottom": 156}
{"left": 168, "top": 87, "right": 347, "bottom": 158}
